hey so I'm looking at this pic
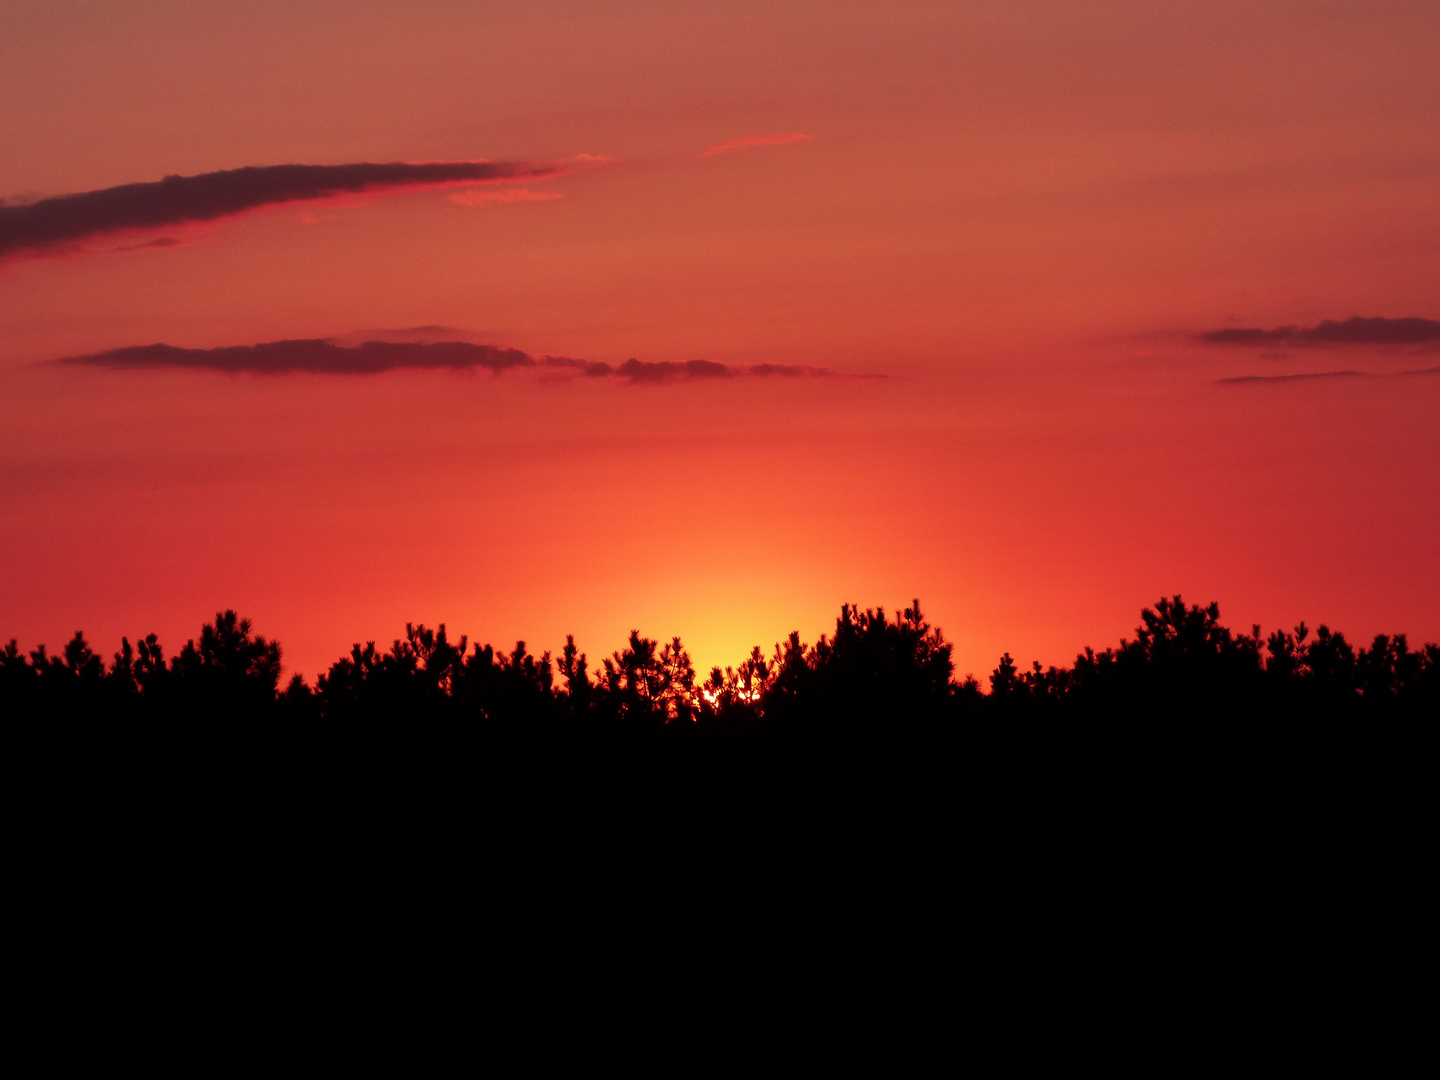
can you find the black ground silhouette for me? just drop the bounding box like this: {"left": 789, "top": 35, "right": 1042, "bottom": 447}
{"left": 9, "top": 597, "right": 1430, "bottom": 950}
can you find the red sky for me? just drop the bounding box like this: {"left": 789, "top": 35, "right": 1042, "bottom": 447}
{"left": 3, "top": 1, "right": 1438, "bottom": 680}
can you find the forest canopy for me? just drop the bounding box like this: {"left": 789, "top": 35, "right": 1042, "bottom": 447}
{"left": 5, "top": 597, "right": 1435, "bottom": 725}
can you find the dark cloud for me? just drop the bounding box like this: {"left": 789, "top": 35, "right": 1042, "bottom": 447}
{"left": 1200, "top": 316, "right": 1440, "bottom": 346}
{"left": 614, "top": 358, "right": 735, "bottom": 383}
{"left": 543, "top": 356, "right": 843, "bottom": 383}
{"left": 542, "top": 356, "right": 616, "bottom": 378}
{"left": 750, "top": 363, "right": 818, "bottom": 377}
{"left": 61, "top": 339, "right": 534, "bottom": 375}
{"left": 111, "top": 236, "right": 186, "bottom": 252}
{"left": 60, "top": 334, "right": 867, "bottom": 382}
{"left": 1218, "top": 370, "right": 1369, "bottom": 384}
{"left": 1217, "top": 364, "right": 1440, "bottom": 385}
{"left": 0, "top": 160, "right": 573, "bottom": 259}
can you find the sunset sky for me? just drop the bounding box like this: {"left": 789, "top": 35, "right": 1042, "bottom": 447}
{"left": 3, "top": 1, "right": 1437, "bottom": 680}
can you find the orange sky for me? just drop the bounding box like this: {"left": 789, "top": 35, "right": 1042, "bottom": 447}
{"left": 3, "top": 1, "right": 1438, "bottom": 680}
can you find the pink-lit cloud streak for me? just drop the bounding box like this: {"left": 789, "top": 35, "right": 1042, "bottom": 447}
{"left": 701, "top": 133, "right": 813, "bottom": 157}
{"left": 449, "top": 188, "right": 565, "bottom": 206}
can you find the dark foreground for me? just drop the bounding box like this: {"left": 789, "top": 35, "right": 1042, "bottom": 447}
{"left": 7, "top": 596, "right": 1432, "bottom": 1023}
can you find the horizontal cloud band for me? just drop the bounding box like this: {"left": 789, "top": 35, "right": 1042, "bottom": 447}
{"left": 0, "top": 160, "right": 571, "bottom": 258}
{"left": 60, "top": 338, "right": 848, "bottom": 382}
{"left": 1199, "top": 316, "right": 1440, "bottom": 346}
{"left": 1218, "top": 366, "right": 1440, "bottom": 384}
{"left": 62, "top": 340, "right": 535, "bottom": 375}
{"left": 544, "top": 356, "right": 832, "bottom": 382}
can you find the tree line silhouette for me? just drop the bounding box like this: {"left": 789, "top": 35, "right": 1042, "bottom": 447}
{"left": 10, "top": 593, "right": 1433, "bottom": 904}
{"left": 6, "top": 597, "right": 1435, "bottom": 733}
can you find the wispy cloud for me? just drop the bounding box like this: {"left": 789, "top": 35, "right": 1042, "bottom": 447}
{"left": 449, "top": 188, "right": 564, "bottom": 207}
{"left": 0, "top": 158, "right": 598, "bottom": 260}
{"left": 1199, "top": 316, "right": 1440, "bottom": 346}
{"left": 109, "top": 236, "right": 189, "bottom": 253}
{"left": 701, "top": 133, "right": 813, "bottom": 157}
{"left": 59, "top": 334, "right": 866, "bottom": 382}
{"left": 1218, "top": 370, "right": 1370, "bottom": 384}
{"left": 1217, "top": 366, "right": 1440, "bottom": 385}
